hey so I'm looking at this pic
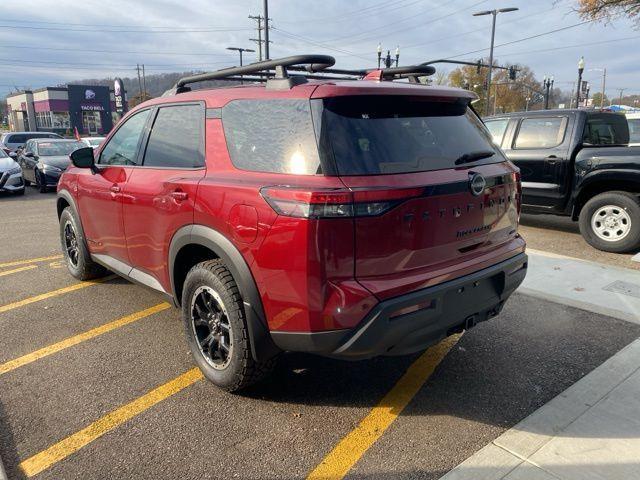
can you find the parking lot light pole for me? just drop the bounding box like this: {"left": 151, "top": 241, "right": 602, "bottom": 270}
{"left": 226, "top": 47, "right": 255, "bottom": 84}
{"left": 576, "top": 56, "right": 585, "bottom": 108}
{"left": 473, "top": 7, "right": 519, "bottom": 116}
{"left": 377, "top": 43, "right": 382, "bottom": 68}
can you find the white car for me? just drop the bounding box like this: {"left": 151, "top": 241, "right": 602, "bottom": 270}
{"left": 626, "top": 112, "right": 640, "bottom": 146}
{"left": 81, "top": 136, "right": 105, "bottom": 149}
{"left": 0, "top": 148, "right": 25, "bottom": 195}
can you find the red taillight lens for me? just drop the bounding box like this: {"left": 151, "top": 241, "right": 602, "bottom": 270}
{"left": 260, "top": 186, "right": 424, "bottom": 219}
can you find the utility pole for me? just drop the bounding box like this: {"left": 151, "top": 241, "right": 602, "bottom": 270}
{"left": 135, "top": 64, "right": 143, "bottom": 96}
{"left": 142, "top": 64, "right": 147, "bottom": 99}
{"left": 263, "top": 0, "right": 270, "bottom": 60}
{"left": 226, "top": 47, "right": 255, "bottom": 84}
{"left": 618, "top": 88, "right": 626, "bottom": 106}
{"left": 601, "top": 68, "right": 606, "bottom": 109}
{"left": 249, "top": 14, "right": 263, "bottom": 61}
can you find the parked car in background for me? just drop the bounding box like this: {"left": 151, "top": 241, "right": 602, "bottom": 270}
{"left": 485, "top": 109, "right": 640, "bottom": 253}
{"left": 18, "top": 138, "right": 84, "bottom": 193}
{"left": 0, "top": 148, "right": 25, "bottom": 195}
{"left": 81, "top": 136, "right": 105, "bottom": 149}
{"left": 0, "top": 132, "right": 62, "bottom": 155}
{"left": 627, "top": 112, "right": 640, "bottom": 146}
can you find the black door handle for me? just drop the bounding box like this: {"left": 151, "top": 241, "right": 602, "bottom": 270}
{"left": 546, "top": 155, "right": 558, "bottom": 164}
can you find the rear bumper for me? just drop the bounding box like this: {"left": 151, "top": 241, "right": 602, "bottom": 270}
{"left": 271, "top": 252, "right": 527, "bottom": 359}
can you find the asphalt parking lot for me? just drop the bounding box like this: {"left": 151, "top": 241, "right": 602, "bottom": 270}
{"left": 1, "top": 187, "right": 639, "bottom": 479}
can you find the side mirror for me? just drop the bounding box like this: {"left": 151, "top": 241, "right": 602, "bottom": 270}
{"left": 70, "top": 147, "right": 98, "bottom": 173}
{"left": 24, "top": 151, "right": 34, "bottom": 158}
{"left": 8, "top": 151, "right": 16, "bottom": 158}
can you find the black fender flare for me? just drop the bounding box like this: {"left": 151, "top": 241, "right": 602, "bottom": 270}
{"left": 572, "top": 169, "right": 640, "bottom": 216}
{"left": 56, "top": 189, "right": 89, "bottom": 243}
{"left": 169, "top": 224, "right": 280, "bottom": 362}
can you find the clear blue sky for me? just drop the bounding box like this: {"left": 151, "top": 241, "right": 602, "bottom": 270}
{"left": 1, "top": 0, "right": 638, "bottom": 98}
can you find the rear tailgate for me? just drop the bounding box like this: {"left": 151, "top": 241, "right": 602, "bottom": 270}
{"left": 314, "top": 94, "right": 523, "bottom": 299}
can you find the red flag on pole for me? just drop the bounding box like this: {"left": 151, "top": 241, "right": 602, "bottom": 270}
{"left": 74, "top": 127, "right": 81, "bottom": 141}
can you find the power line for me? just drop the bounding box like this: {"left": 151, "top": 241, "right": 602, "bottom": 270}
{"left": 0, "top": 58, "right": 232, "bottom": 67}
{"left": 270, "top": 27, "right": 372, "bottom": 62}
{"left": 275, "top": 0, "right": 424, "bottom": 25}
{"left": 0, "top": 44, "right": 237, "bottom": 57}
{"left": 324, "top": 0, "right": 477, "bottom": 44}
{"left": 491, "top": 35, "right": 640, "bottom": 59}
{"left": 444, "top": 19, "right": 597, "bottom": 60}
{"left": 0, "top": 24, "right": 251, "bottom": 33}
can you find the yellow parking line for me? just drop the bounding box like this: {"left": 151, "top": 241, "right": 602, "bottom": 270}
{"left": 0, "top": 254, "right": 63, "bottom": 269}
{"left": 0, "top": 303, "right": 171, "bottom": 376}
{"left": 306, "top": 334, "right": 461, "bottom": 480}
{"left": 0, "top": 275, "right": 116, "bottom": 315}
{"left": 20, "top": 368, "right": 204, "bottom": 477}
{"left": 0, "top": 264, "right": 38, "bottom": 277}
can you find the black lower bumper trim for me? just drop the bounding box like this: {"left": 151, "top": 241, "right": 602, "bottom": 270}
{"left": 271, "top": 252, "right": 528, "bottom": 360}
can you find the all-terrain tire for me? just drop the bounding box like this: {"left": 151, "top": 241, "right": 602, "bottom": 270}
{"left": 59, "top": 207, "right": 108, "bottom": 280}
{"left": 182, "top": 259, "right": 277, "bottom": 392}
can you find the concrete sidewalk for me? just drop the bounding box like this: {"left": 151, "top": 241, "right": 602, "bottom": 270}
{"left": 521, "top": 249, "right": 640, "bottom": 325}
{"left": 441, "top": 251, "right": 640, "bottom": 480}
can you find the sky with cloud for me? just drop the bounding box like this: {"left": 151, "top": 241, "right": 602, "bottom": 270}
{"left": 1, "top": 0, "right": 639, "bottom": 99}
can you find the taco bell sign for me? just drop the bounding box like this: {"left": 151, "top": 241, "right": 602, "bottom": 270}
{"left": 114, "top": 78, "right": 126, "bottom": 114}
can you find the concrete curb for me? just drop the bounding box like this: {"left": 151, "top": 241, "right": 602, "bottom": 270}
{"left": 440, "top": 337, "right": 640, "bottom": 480}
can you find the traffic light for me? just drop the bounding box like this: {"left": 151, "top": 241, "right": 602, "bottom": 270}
{"left": 476, "top": 60, "right": 482, "bottom": 74}
{"left": 508, "top": 66, "right": 517, "bottom": 81}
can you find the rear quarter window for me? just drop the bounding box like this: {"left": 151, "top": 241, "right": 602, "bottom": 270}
{"left": 222, "top": 99, "right": 322, "bottom": 175}
{"left": 583, "top": 113, "right": 629, "bottom": 145}
{"left": 629, "top": 118, "right": 640, "bottom": 143}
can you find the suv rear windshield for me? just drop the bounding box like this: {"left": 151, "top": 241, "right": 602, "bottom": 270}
{"left": 8, "top": 133, "right": 60, "bottom": 145}
{"left": 314, "top": 96, "right": 501, "bottom": 175}
{"left": 583, "top": 113, "right": 629, "bottom": 145}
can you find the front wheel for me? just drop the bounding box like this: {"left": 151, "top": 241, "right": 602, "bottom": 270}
{"left": 578, "top": 191, "right": 640, "bottom": 253}
{"left": 59, "top": 207, "right": 107, "bottom": 280}
{"left": 182, "top": 260, "right": 277, "bottom": 392}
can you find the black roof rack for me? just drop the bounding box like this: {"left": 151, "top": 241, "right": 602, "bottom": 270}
{"left": 164, "top": 55, "right": 438, "bottom": 95}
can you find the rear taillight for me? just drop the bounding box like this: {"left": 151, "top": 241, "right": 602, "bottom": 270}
{"left": 260, "top": 186, "right": 423, "bottom": 219}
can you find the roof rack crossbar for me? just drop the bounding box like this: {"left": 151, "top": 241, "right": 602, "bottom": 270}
{"left": 174, "top": 54, "right": 335, "bottom": 90}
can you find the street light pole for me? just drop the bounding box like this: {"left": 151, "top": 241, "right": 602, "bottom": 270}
{"left": 575, "top": 56, "right": 585, "bottom": 108}
{"left": 473, "top": 7, "right": 519, "bottom": 116}
{"left": 226, "top": 47, "right": 256, "bottom": 84}
{"left": 543, "top": 75, "right": 554, "bottom": 110}
{"left": 376, "top": 44, "right": 400, "bottom": 68}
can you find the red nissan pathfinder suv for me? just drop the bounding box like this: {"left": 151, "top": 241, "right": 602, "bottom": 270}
{"left": 57, "top": 55, "right": 527, "bottom": 391}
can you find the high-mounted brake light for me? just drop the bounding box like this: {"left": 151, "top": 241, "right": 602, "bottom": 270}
{"left": 260, "top": 186, "right": 424, "bottom": 219}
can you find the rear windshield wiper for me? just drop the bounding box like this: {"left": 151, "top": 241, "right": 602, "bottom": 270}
{"left": 455, "top": 150, "right": 496, "bottom": 165}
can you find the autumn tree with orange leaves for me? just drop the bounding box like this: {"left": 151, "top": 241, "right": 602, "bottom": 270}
{"left": 577, "top": 0, "right": 640, "bottom": 25}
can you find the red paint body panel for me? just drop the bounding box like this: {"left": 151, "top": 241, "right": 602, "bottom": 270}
{"left": 76, "top": 166, "right": 132, "bottom": 263}
{"left": 61, "top": 78, "right": 525, "bottom": 341}
{"left": 121, "top": 167, "right": 205, "bottom": 292}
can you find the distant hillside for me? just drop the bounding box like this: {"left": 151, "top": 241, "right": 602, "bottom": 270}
{"left": 72, "top": 71, "right": 237, "bottom": 98}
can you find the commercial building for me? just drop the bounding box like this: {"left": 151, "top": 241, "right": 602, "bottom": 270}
{"left": 5, "top": 84, "right": 127, "bottom": 135}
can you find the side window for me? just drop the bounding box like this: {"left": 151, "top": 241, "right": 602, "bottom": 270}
{"left": 223, "top": 99, "right": 322, "bottom": 174}
{"left": 99, "top": 109, "right": 151, "bottom": 166}
{"left": 514, "top": 117, "right": 567, "bottom": 149}
{"left": 629, "top": 119, "right": 640, "bottom": 144}
{"left": 583, "top": 114, "right": 629, "bottom": 145}
{"left": 142, "top": 104, "right": 204, "bottom": 168}
{"left": 484, "top": 119, "right": 509, "bottom": 147}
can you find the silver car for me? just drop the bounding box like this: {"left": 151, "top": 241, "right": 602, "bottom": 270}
{"left": 0, "top": 148, "right": 25, "bottom": 195}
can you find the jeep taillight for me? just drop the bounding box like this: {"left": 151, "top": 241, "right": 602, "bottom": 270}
{"left": 260, "top": 186, "right": 424, "bottom": 219}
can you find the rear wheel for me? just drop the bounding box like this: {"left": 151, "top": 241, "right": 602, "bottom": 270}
{"left": 579, "top": 191, "right": 640, "bottom": 253}
{"left": 182, "top": 260, "right": 276, "bottom": 392}
{"left": 59, "top": 207, "right": 107, "bottom": 280}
